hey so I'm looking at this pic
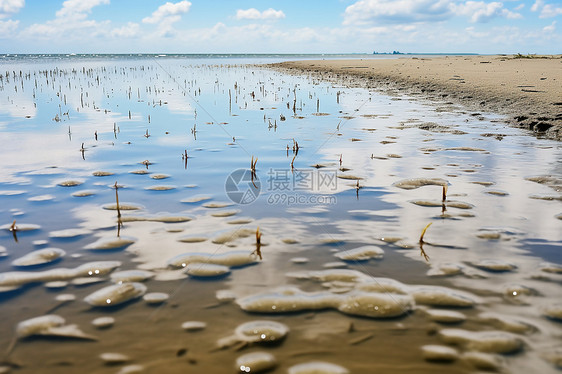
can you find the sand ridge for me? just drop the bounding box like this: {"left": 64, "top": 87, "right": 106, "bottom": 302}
{"left": 272, "top": 55, "right": 562, "bottom": 140}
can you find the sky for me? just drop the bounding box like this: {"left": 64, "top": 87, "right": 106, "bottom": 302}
{"left": 0, "top": 0, "right": 560, "bottom": 54}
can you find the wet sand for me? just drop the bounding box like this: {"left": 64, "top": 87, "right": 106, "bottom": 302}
{"left": 272, "top": 55, "right": 562, "bottom": 140}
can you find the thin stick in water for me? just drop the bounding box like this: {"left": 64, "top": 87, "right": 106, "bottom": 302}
{"left": 114, "top": 182, "right": 121, "bottom": 219}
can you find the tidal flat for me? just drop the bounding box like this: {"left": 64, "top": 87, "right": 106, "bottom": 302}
{"left": 0, "top": 55, "right": 561, "bottom": 373}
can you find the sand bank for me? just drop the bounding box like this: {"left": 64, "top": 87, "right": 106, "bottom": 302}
{"left": 272, "top": 55, "right": 562, "bottom": 140}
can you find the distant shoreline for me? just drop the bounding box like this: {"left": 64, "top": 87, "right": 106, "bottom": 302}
{"left": 0, "top": 53, "right": 479, "bottom": 63}
{"left": 271, "top": 55, "right": 562, "bottom": 141}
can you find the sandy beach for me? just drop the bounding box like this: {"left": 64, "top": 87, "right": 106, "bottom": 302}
{"left": 273, "top": 55, "right": 562, "bottom": 140}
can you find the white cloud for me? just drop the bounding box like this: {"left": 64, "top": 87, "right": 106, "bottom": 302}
{"left": 343, "top": 0, "right": 454, "bottom": 25}
{"left": 24, "top": 19, "right": 109, "bottom": 39}
{"left": 158, "top": 22, "right": 179, "bottom": 37}
{"left": 543, "top": 20, "right": 556, "bottom": 32}
{"left": 0, "top": 0, "right": 24, "bottom": 19}
{"left": 530, "top": 0, "right": 562, "bottom": 18}
{"left": 23, "top": 0, "right": 110, "bottom": 39}
{"left": 465, "top": 25, "right": 489, "bottom": 37}
{"left": 157, "top": 20, "right": 432, "bottom": 54}
{"left": 531, "top": 0, "right": 544, "bottom": 12}
{"left": 111, "top": 22, "right": 139, "bottom": 38}
{"left": 540, "top": 4, "right": 562, "bottom": 18}
{"left": 453, "top": 1, "right": 521, "bottom": 23}
{"left": 235, "top": 8, "right": 285, "bottom": 20}
{"left": 0, "top": 18, "right": 18, "bottom": 36}
{"left": 142, "top": 1, "right": 191, "bottom": 24}
{"left": 153, "top": 21, "right": 328, "bottom": 53}
{"left": 502, "top": 8, "right": 523, "bottom": 19}
{"left": 56, "top": 0, "right": 109, "bottom": 18}
{"left": 344, "top": 0, "right": 523, "bottom": 26}
{"left": 141, "top": 1, "right": 192, "bottom": 38}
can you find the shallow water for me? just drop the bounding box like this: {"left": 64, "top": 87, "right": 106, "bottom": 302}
{"left": 0, "top": 56, "right": 561, "bottom": 373}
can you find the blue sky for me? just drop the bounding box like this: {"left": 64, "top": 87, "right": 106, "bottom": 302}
{"left": 0, "top": 0, "right": 560, "bottom": 54}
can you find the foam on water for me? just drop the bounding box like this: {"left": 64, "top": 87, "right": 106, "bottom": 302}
{"left": 439, "top": 329, "right": 524, "bottom": 354}
{"left": 11, "top": 248, "right": 66, "bottom": 267}
{"left": 167, "top": 251, "right": 257, "bottom": 269}
{"left": 84, "top": 282, "right": 147, "bottom": 307}
{"left": 287, "top": 362, "right": 349, "bottom": 374}
{"left": 236, "top": 351, "right": 277, "bottom": 373}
